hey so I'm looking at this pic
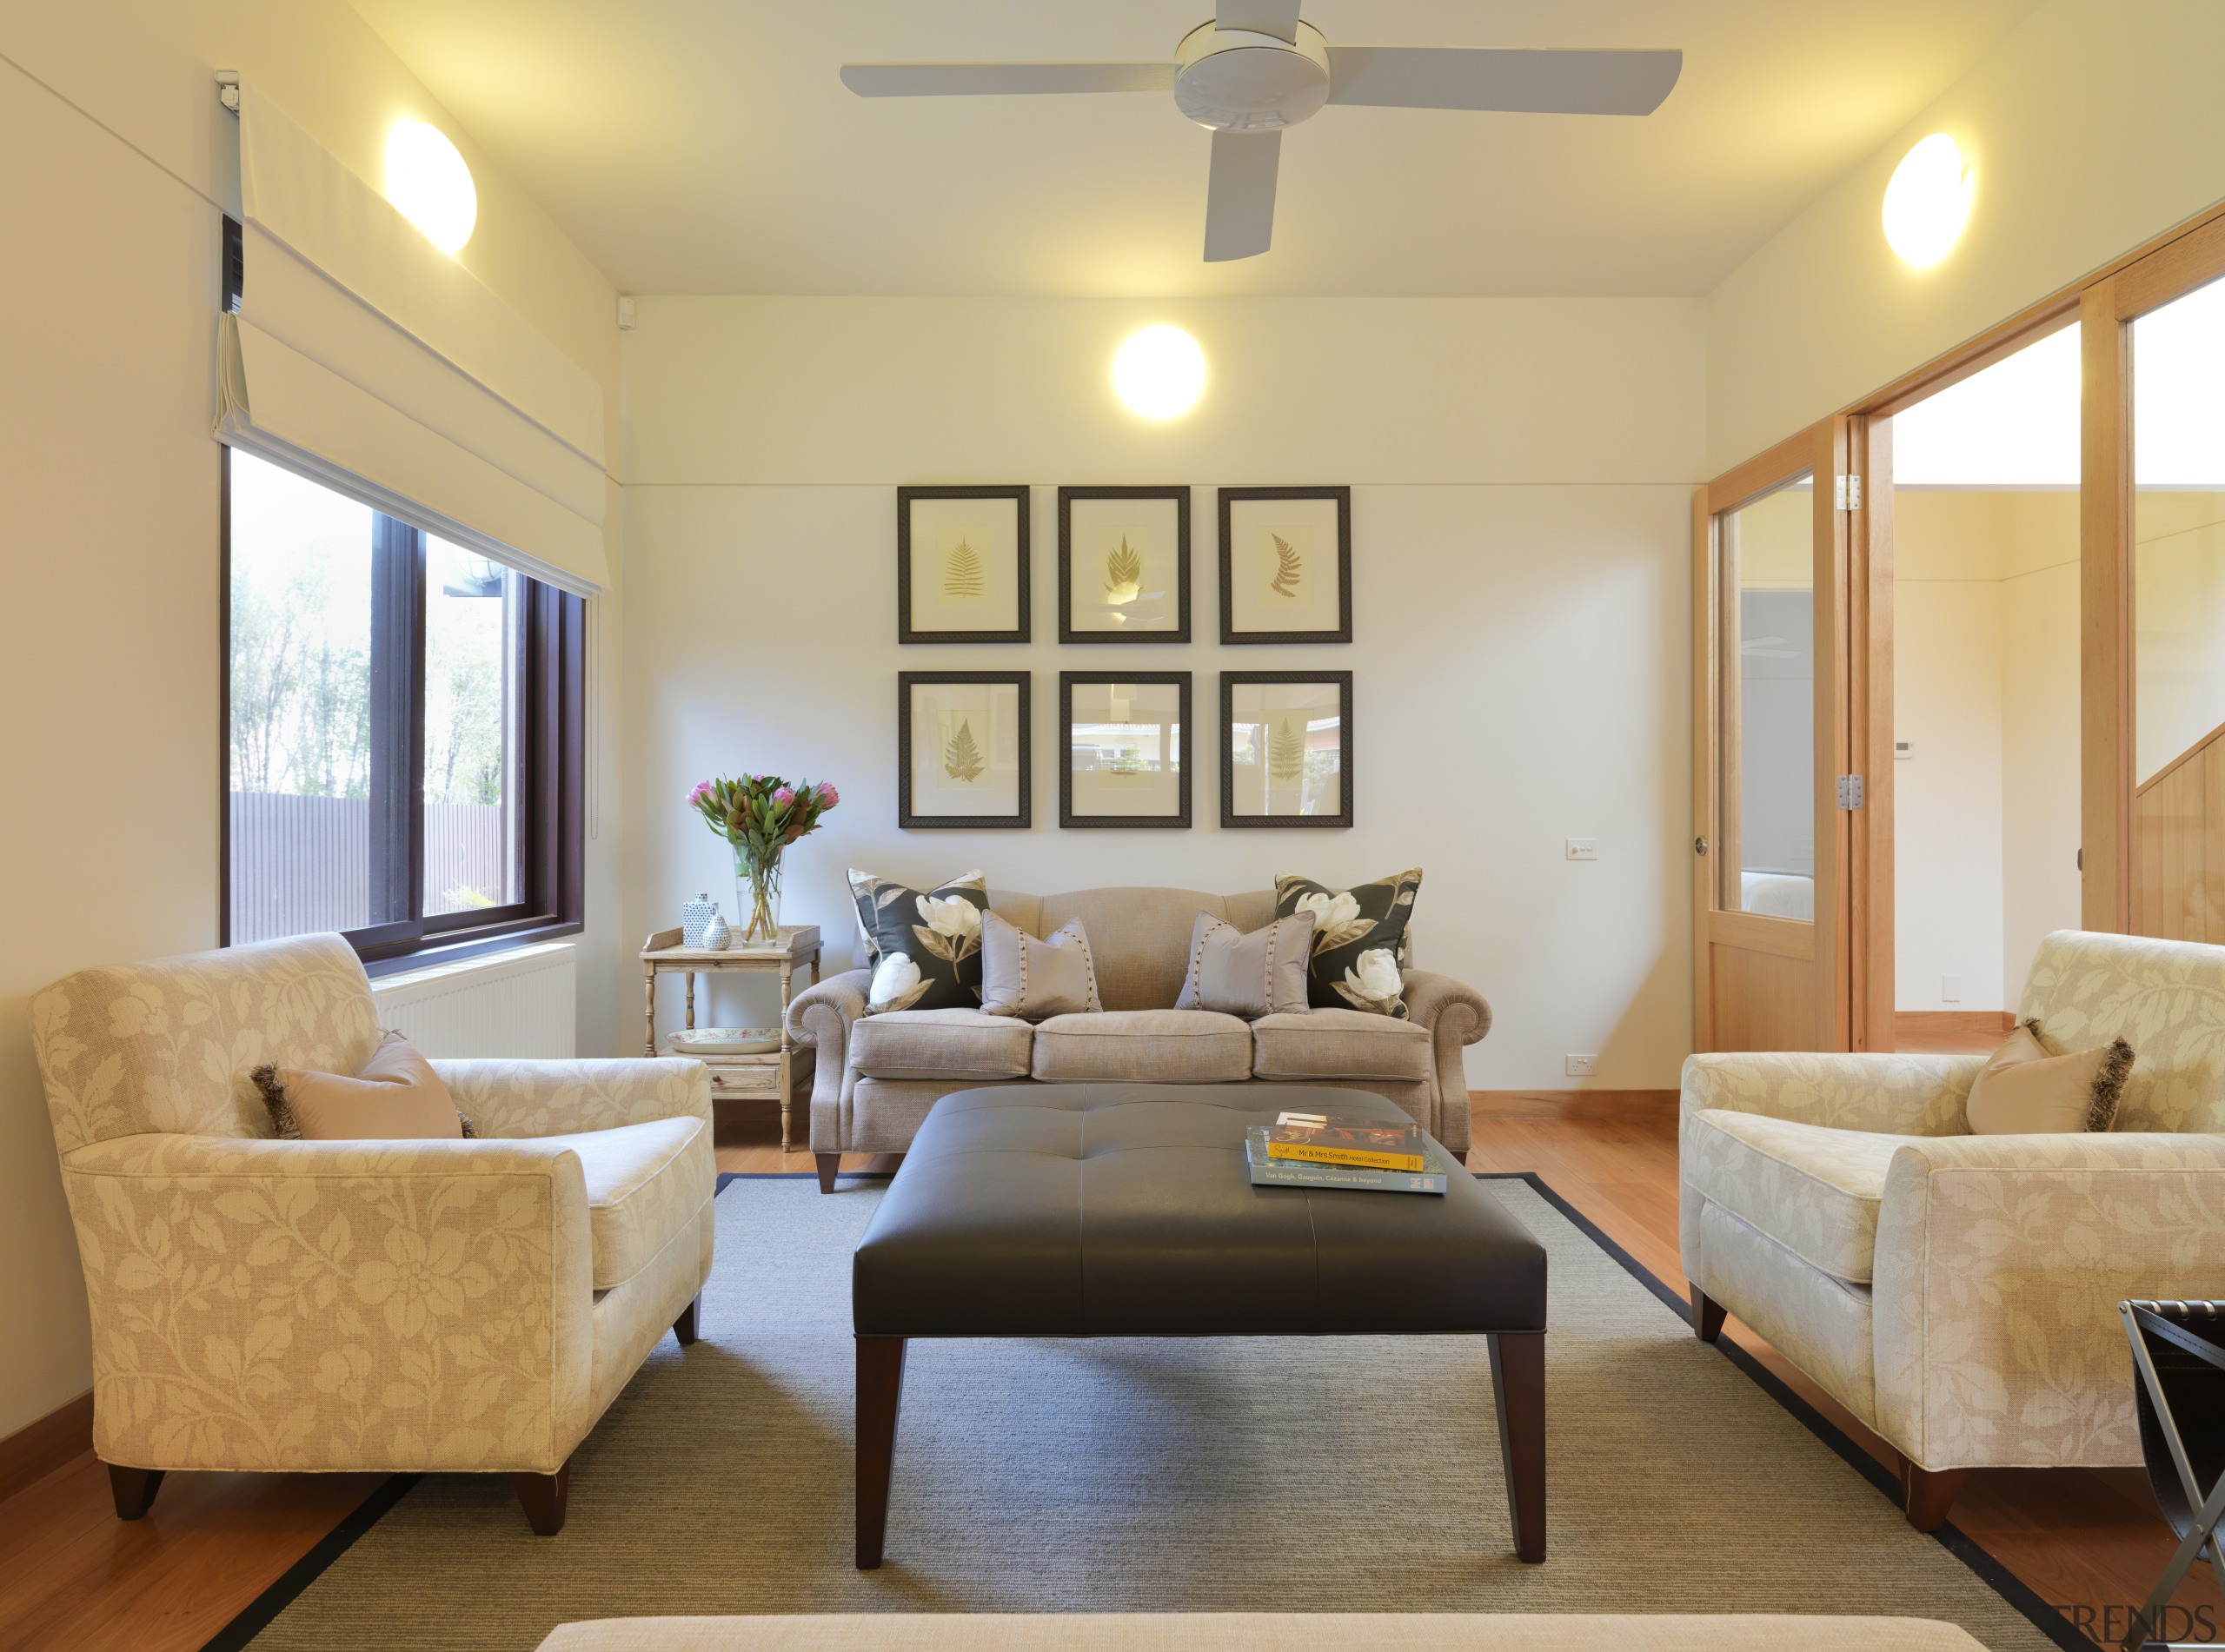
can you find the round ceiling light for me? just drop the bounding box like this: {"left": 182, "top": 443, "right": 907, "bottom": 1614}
{"left": 1882, "top": 134, "right": 1973, "bottom": 269}
{"left": 1112, "top": 325, "right": 1205, "bottom": 419}
{"left": 385, "top": 119, "right": 477, "bottom": 254}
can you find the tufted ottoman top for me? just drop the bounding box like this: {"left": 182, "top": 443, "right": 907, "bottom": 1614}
{"left": 852, "top": 1084, "right": 1545, "bottom": 1338}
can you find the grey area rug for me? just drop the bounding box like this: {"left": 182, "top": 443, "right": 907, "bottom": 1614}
{"left": 222, "top": 1174, "right": 2067, "bottom": 1651}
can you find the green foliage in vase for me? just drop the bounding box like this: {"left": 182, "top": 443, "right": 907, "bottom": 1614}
{"left": 1269, "top": 718, "right": 1305, "bottom": 781}
{"left": 1269, "top": 533, "right": 1302, "bottom": 598}
{"left": 944, "top": 718, "right": 986, "bottom": 784}
{"left": 942, "top": 536, "right": 984, "bottom": 599}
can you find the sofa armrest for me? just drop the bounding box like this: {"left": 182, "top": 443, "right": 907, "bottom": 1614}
{"left": 1872, "top": 1131, "right": 2225, "bottom": 1470}
{"left": 57, "top": 1131, "right": 595, "bottom": 1474}
{"left": 787, "top": 970, "right": 872, "bottom": 1150}
{"left": 1400, "top": 969, "right": 1490, "bottom": 1153}
{"left": 429, "top": 1057, "right": 711, "bottom": 1139}
{"left": 1679, "top": 1052, "right": 1982, "bottom": 1137}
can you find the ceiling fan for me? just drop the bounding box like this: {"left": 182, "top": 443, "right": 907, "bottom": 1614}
{"left": 840, "top": 1, "right": 1681, "bottom": 262}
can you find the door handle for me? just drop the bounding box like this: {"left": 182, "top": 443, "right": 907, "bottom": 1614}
{"left": 1694, "top": 836, "right": 1709, "bottom": 856}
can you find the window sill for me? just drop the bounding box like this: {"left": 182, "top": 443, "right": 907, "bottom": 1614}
{"left": 359, "top": 919, "right": 583, "bottom": 979}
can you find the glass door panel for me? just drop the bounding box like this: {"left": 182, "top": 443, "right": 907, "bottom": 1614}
{"left": 2131, "top": 275, "right": 2225, "bottom": 939}
{"left": 1718, "top": 475, "right": 1817, "bottom": 919}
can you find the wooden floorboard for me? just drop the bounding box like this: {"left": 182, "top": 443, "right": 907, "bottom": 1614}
{"left": 0, "top": 1089, "right": 2201, "bottom": 1650}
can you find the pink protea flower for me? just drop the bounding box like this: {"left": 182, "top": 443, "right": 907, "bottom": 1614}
{"left": 816, "top": 781, "right": 840, "bottom": 807}
{"left": 687, "top": 781, "right": 713, "bottom": 806}
{"left": 773, "top": 786, "right": 797, "bottom": 807}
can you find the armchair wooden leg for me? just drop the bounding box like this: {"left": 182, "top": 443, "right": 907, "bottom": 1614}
{"left": 107, "top": 1463, "right": 165, "bottom": 1521}
{"left": 816, "top": 1152, "right": 840, "bottom": 1194}
{"left": 1690, "top": 1283, "right": 1727, "bottom": 1343}
{"left": 1900, "top": 1460, "right": 1966, "bottom": 1531}
{"left": 673, "top": 1292, "right": 701, "bottom": 1346}
{"left": 510, "top": 1462, "right": 572, "bottom": 1536}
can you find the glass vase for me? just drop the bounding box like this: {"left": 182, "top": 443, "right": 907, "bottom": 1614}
{"left": 734, "top": 847, "right": 783, "bottom": 945}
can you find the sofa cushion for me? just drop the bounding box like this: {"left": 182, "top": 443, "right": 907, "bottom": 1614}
{"left": 1030, "top": 1010, "right": 1252, "bottom": 1084}
{"left": 1684, "top": 1109, "right": 1918, "bottom": 1285}
{"left": 1251, "top": 1009, "right": 1434, "bottom": 1084}
{"left": 852, "top": 1009, "right": 1034, "bottom": 1081}
{"left": 537, "top": 1116, "right": 712, "bottom": 1290}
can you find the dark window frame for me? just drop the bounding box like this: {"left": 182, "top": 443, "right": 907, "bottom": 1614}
{"left": 218, "top": 444, "right": 586, "bottom": 973}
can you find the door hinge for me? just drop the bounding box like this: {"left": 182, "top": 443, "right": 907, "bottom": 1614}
{"left": 1834, "top": 474, "right": 1863, "bottom": 511}
{"left": 1836, "top": 774, "right": 1865, "bottom": 809}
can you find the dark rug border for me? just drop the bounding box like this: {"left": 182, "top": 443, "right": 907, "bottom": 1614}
{"left": 203, "top": 1170, "right": 2089, "bottom": 1651}
{"left": 1476, "top": 1171, "right": 2090, "bottom": 1652}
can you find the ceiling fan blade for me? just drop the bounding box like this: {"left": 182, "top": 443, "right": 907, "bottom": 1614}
{"left": 1215, "top": 0, "right": 1302, "bottom": 45}
{"left": 1325, "top": 47, "right": 1681, "bottom": 115}
{"left": 1203, "top": 129, "right": 1280, "bottom": 262}
{"left": 840, "top": 62, "right": 1177, "bottom": 96}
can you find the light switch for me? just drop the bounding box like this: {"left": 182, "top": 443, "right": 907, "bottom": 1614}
{"left": 1565, "top": 839, "right": 1598, "bottom": 861}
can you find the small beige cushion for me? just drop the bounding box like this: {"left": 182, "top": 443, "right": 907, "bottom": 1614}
{"left": 851, "top": 1009, "right": 1034, "bottom": 1080}
{"left": 256, "top": 1029, "right": 463, "bottom": 1141}
{"left": 1030, "top": 1010, "right": 1252, "bottom": 1083}
{"left": 536, "top": 1115, "right": 712, "bottom": 1290}
{"left": 980, "top": 911, "right": 1102, "bottom": 1020}
{"left": 1251, "top": 1009, "right": 1433, "bottom": 1083}
{"left": 1683, "top": 1109, "right": 1917, "bottom": 1284}
{"left": 1172, "top": 911, "right": 1315, "bottom": 1019}
{"left": 1965, "top": 1019, "right": 2133, "bottom": 1134}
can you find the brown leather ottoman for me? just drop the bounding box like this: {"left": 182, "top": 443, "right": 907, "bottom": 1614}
{"left": 850, "top": 1082, "right": 1549, "bottom": 1568}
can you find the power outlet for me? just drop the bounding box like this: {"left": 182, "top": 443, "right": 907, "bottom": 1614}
{"left": 1943, "top": 975, "right": 1962, "bottom": 1004}
{"left": 1565, "top": 1054, "right": 1599, "bottom": 1078}
{"left": 1564, "top": 839, "right": 1598, "bottom": 861}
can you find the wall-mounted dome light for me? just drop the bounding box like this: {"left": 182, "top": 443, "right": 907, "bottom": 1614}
{"left": 385, "top": 119, "right": 477, "bottom": 254}
{"left": 1113, "top": 325, "right": 1205, "bottom": 419}
{"left": 1882, "top": 134, "right": 1973, "bottom": 269}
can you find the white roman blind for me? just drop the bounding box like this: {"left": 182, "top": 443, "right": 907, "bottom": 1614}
{"left": 216, "top": 84, "right": 609, "bottom": 596}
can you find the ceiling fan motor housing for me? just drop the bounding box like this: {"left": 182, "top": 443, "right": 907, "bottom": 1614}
{"left": 1173, "top": 21, "right": 1331, "bottom": 131}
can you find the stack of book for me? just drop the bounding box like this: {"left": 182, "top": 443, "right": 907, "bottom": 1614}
{"left": 1245, "top": 1111, "right": 1448, "bottom": 1196}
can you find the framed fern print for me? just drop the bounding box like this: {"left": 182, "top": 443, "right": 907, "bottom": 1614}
{"left": 898, "top": 485, "right": 1030, "bottom": 643}
{"left": 898, "top": 672, "right": 1031, "bottom": 829}
{"left": 1221, "top": 671, "right": 1352, "bottom": 828}
{"left": 1218, "top": 486, "right": 1352, "bottom": 644}
{"left": 1058, "top": 486, "right": 1190, "bottom": 642}
{"left": 1059, "top": 672, "right": 1192, "bottom": 828}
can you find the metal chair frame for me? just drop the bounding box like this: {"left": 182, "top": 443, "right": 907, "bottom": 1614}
{"left": 2118, "top": 1299, "right": 2225, "bottom": 1651}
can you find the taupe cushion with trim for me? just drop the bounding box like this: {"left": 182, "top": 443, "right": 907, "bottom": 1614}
{"left": 1030, "top": 1011, "right": 1253, "bottom": 1084}
{"left": 1965, "top": 1018, "right": 2133, "bottom": 1134}
{"left": 851, "top": 1009, "right": 1034, "bottom": 1081}
{"left": 1252, "top": 1009, "right": 1433, "bottom": 1085}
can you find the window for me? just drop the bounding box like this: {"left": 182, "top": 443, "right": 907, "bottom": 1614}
{"left": 223, "top": 448, "right": 583, "bottom": 964}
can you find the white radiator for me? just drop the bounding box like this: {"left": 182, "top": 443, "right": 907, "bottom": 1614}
{"left": 372, "top": 942, "right": 577, "bottom": 1058}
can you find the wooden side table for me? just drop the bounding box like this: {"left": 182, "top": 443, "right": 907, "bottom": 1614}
{"left": 641, "top": 925, "right": 823, "bottom": 1151}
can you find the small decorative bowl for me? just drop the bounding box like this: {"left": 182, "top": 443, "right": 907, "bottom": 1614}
{"left": 668, "top": 1025, "right": 780, "bottom": 1056}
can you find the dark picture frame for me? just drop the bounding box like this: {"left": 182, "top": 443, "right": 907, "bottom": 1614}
{"left": 1058, "top": 485, "right": 1191, "bottom": 643}
{"left": 1220, "top": 670, "right": 1354, "bottom": 829}
{"left": 897, "top": 671, "right": 1032, "bottom": 830}
{"left": 1218, "top": 485, "right": 1352, "bottom": 644}
{"left": 897, "top": 485, "right": 1031, "bottom": 643}
{"left": 1059, "top": 671, "right": 1192, "bottom": 829}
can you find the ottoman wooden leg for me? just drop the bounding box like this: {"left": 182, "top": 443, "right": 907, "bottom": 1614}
{"left": 856, "top": 1336, "right": 907, "bottom": 1569}
{"left": 1488, "top": 1331, "right": 1546, "bottom": 1562}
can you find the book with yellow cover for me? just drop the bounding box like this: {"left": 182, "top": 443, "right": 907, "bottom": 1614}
{"left": 1264, "top": 1116, "right": 1430, "bottom": 1173}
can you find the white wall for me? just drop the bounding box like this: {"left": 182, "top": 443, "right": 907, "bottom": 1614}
{"left": 0, "top": 2, "right": 622, "bottom": 1441}
{"left": 621, "top": 297, "right": 1705, "bottom": 1092}
{"left": 1707, "top": 0, "right": 2225, "bottom": 474}
{"left": 1891, "top": 489, "right": 2080, "bottom": 1011}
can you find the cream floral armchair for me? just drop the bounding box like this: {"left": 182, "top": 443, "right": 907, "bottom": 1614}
{"left": 32, "top": 933, "right": 716, "bottom": 1536}
{"left": 1681, "top": 929, "right": 2225, "bottom": 1529}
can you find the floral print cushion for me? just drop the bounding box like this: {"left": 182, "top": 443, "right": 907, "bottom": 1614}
{"left": 1273, "top": 867, "right": 1422, "bottom": 1017}
{"left": 847, "top": 868, "right": 990, "bottom": 1013}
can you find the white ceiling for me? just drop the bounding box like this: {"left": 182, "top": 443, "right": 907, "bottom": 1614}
{"left": 347, "top": 0, "right": 2043, "bottom": 297}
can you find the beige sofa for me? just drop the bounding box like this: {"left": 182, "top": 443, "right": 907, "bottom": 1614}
{"left": 537, "top": 1615, "right": 1986, "bottom": 1651}
{"left": 1681, "top": 928, "right": 2225, "bottom": 1530}
{"left": 31, "top": 933, "right": 715, "bottom": 1536}
{"left": 786, "top": 885, "right": 1491, "bottom": 1189}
